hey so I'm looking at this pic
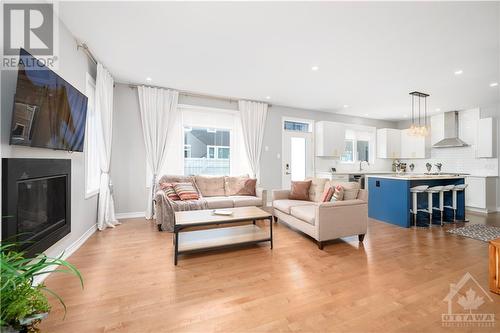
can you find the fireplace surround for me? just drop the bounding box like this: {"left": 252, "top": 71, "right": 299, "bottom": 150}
{"left": 2, "top": 158, "right": 71, "bottom": 257}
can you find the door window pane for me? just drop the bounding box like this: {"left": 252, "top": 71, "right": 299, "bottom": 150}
{"left": 291, "top": 137, "right": 306, "bottom": 181}
{"left": 284, "top": 121, "right": 310, "bottom": 132}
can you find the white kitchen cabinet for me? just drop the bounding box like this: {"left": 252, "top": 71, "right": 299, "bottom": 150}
{"left": 476, "top": 117, "right": 496, "bottom": 158}
{"left": 400, "top": 128, "right": 427, "bottom": 158}
{"left": 465, "top": 176, "right": 497, "bottom": 213}
{"left": 376, "top": 128, "right": 401, "bottom": 159}
{"left": 315, "top": 121, "right": 345, "bottom": 157}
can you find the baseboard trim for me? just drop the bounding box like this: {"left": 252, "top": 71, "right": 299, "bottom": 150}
{"left": 33, "top": 224, "right": 97, "bottom": 285}
{"left": 116, "top": 212, "right": 144, "bottom": 219}
{"left": 466, "top": 207, "right": 498, "bottom": 214}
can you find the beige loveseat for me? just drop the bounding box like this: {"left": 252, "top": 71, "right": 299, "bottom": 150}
{"left": 272, "top": 178, "right": 368, "bottom": 249}
{"left": 154, "top": 175, "right": 267, "bottom": 232}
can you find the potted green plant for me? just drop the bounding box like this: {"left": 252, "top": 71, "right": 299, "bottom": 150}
{"left": 0, "top": 243, "right": 83, "bottom": 332}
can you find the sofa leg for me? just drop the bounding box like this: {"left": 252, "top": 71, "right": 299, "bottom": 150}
{"left": 317, "top": 241, "right": 324, "bottom": 250}
{"left": 157, "top": 224, "right": 163, "bottom": 232}
{"left": 273, "top": 216, "right": 278, "bottom": 223}
{"left": 358, "top": 234, "right": 365, "bottom": 242}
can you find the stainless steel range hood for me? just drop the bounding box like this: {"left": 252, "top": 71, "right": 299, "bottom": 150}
{"left": 432, "top": 111, "right": 469, "bottom": 148}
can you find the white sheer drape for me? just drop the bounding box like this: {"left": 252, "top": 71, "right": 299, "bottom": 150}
{"left": 138, "top": 86, "right": 179, "bottom": 219}
{"left": 96, "top": 63, "right": 119, "bottom": 230}
{"left": 238, "top": 100, "right": 268, "bottom": 178}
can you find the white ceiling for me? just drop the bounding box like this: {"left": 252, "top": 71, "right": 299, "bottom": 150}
{"left": 59, "top": 1, "right": 500, "bottom": 120}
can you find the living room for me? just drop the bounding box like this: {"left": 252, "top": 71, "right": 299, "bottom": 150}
{"left": 1, "top": 1, "right": 500, "bottom": 332}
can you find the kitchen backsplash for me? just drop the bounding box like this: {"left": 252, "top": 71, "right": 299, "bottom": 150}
{"left": 401, "top": 147, "right": 498, "bottom": 176}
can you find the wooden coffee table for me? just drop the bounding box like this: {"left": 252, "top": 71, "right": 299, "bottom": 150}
{"left": 173, "top": 206, "right": 273, "bottom": 265}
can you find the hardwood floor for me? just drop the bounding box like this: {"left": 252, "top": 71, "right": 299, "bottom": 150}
{"left": 40, "top": 214, "right": 500, "bottom": 332}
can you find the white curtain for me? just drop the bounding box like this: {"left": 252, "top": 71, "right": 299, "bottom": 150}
{"left": 238, "top": 100, "right": 268, "bottom": 179}
{"left": 138, "top": 86, "right": 179, "bottom": 219}
{"left": 96, "top": 63, "right": 119, "bottom": 230}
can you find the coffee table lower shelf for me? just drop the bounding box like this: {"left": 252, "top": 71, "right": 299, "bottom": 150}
{"left": 175, "top": 224, "right": 272, "bottom": 264}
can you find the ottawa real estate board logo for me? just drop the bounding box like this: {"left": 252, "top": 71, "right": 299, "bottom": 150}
{"left": 2, "top": 1, "right": 59, "bottom": 70}
{"left": 442, "top": 272, "right": 495, "bottom": 327}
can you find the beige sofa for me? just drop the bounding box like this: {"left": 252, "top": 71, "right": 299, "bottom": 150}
{"left": 272, "top": 178, "right": 368, "bottom": 249}
{"left": 154, "top": 175, "right": 267, "bottom": 232}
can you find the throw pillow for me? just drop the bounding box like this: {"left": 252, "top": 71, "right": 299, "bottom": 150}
{"left": 159, "top": 182, "right": 181, "bottom": 201}
{"left": 320, "top": 186, "right": 334, "bottom": 202}
{"left": 330, "top": 185, "right": 344, "bottom": 202}
{"left": 173, "top": 182, "right": 200, "bottom": 201}
{"left": 289, "top": 180, "right": 312, "bottom": 201}
{"left": 225, "top": 176, "right": 256, "bottom": 196}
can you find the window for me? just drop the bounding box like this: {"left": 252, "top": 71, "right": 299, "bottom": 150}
{"left": 284, "top": 120, "right": 310, "bottom": 132}
{"left": 340, "top": 126, "right": 375, "bottom": 163}
{"left": 84, "top": 73, "right": 101, "bottom": 198}
{"left": 341, "top": 140, "right": 354, "bottom": 162}
{"left": 184, "top": 127, "right": 231, "bottom": 175}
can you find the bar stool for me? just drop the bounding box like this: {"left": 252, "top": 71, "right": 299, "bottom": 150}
{"left": 410, "top": 185, "right": 429, "bottom": 227}
{"left": 434, "top": 185, "right": 455, "bottom": 225}
{"left": 445, "top": 184, "right": 469, "bottom": 222}
{"left": 426, "top": 186, "right": 444, "bottom": 226}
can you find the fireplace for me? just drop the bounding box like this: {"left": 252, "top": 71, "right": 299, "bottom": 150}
{"left": 2, "top": 158, "right": 71, "bottom": 257}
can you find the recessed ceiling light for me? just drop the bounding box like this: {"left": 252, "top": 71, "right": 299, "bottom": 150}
{"left": 490, "top": 82, "right": 498, "bottom": 87}
{"left": 454, "top": 70, "right": 463, "bottom": 75}
{"left": 403, "top": 115, "right": 408, "bottom": 118}
{"left": 435, "top": 108, "right": 441, "bottom": 112}
{"left": 146, "top": 77, "right": 152, "bottom": 82}
{"left": 265, "top": 96, "right": 271, "bottom": 100}
{"left": 311, "top": 65, "right": 319, "bottom": 71}
{"left": 364, "top": 113, "right": 369, "bottom": 117}
{"left": 343, "top": 104, "right": 349, "bottom": 108}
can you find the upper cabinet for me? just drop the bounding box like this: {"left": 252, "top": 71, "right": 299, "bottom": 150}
{"left": 376, "top": 128, "right": 401, "bottom": 159}
{"left": 400, "top": 128, "right": 428, "bottom": 158}
{"left": 316, "top": 121, "right": 345, "bottom": 157}
{"left": 476, "top": 117, "right": 496, "bottom": 158}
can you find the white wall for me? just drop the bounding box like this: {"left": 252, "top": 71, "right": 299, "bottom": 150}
{"left": 1, "top": 20, "right": 98, "bottom": 256}
{"left": 110, "top": 83, "right": 397, "bottom": 214}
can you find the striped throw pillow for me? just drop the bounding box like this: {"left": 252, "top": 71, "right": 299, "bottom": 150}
{"left": 173, "top": 182, "right": 200, "bottom": 201}
{"left": 159, "top": 182, "right": 180, "bottom": 201}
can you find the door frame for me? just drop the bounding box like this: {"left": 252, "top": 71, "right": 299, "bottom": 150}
{"left": 281, "top": 117, "right": 315, "bottom": 188}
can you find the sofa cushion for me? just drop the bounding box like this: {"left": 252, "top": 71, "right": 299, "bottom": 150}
{"left": 231, "top": 195, "right": 262, "bottom": 207}
{"left": 204, "top": 196, "right": 234, "bottom": 209}
{"left": 225, "top": 176, "right": 256, "bottom": 196}
{"left": 273, "top": 199, "right": 312, "bottom": 214}
{"left": 290, "top": 205, "right": 316, "bottom": 225}
{"left": 159, "top": 182, "right": 180, "bottom": 201}
{"left": 307, "top": 178, "right": 329, "bottom": 202}
{"left": 195, "top": 175, "right": 226, "bottom": 197}
{"left": 173, "top": 183, "right": 200, "bottom": 201}
{"left": 289, "top": 180, "right": 312, "bottom": 200}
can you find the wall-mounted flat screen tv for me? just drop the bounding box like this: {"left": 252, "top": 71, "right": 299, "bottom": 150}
{"left": 9, "top": 48, "right": 88, "bottom": 152}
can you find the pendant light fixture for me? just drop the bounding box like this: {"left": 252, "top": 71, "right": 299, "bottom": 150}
{"left": 409, "top": 91, "right": 429, "bottom": 136}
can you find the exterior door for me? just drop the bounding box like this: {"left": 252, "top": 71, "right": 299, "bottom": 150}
{"left": 282, "top": 130, "right": 313, "bottom": 189}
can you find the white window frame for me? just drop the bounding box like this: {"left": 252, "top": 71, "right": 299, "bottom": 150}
{"left": 84, "top": 73, "right": 100, "bottom": 199}
{"left": 339, "top": 124, "right": 376, "bottom": 164}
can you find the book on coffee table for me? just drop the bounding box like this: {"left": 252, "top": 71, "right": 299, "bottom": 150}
{"left": 212, "top": 209, "right": 233, "bottom": 216}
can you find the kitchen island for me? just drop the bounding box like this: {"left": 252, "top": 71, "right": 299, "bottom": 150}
{"left": 366, "top": 174, "right": 466, "bottom": 228}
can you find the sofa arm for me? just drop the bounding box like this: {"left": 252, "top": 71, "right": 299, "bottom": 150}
{"left": 315, "top": 200, "right": 368, "bottom": 242}
{"left": 154, "top": 190, "right": 175, "bottom": 232}
{"left": 357, "top": 189, "right": 368, "bottom": 202}
{"left": 272, "top": 189, "right": 291, "bottom": 201}
{"left": 256, "top": 187, "right": 268, "bottom": 207}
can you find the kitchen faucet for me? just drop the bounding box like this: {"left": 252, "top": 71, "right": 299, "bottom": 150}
{"left": 359, "top": 160, "right": 370, "bottom": 171}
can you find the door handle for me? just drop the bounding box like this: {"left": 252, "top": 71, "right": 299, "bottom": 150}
{"left": 285, "top": 172, "right": 291, "bottom": 175}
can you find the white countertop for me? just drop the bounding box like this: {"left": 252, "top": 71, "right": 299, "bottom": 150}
{"left": 365, "top": 174, "right": 466, "bottom": 180}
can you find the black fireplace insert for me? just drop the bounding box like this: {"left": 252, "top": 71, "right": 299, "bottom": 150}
{"left": 2, "top": 158, "right": 71, "bottom": 257}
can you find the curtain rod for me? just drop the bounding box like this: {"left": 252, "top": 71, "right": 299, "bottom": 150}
{"left": 76, "top": 40, "right": 98, "bottom": 65}
{"left": 128, "top": 83, "right": 272, "bottom": 107}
